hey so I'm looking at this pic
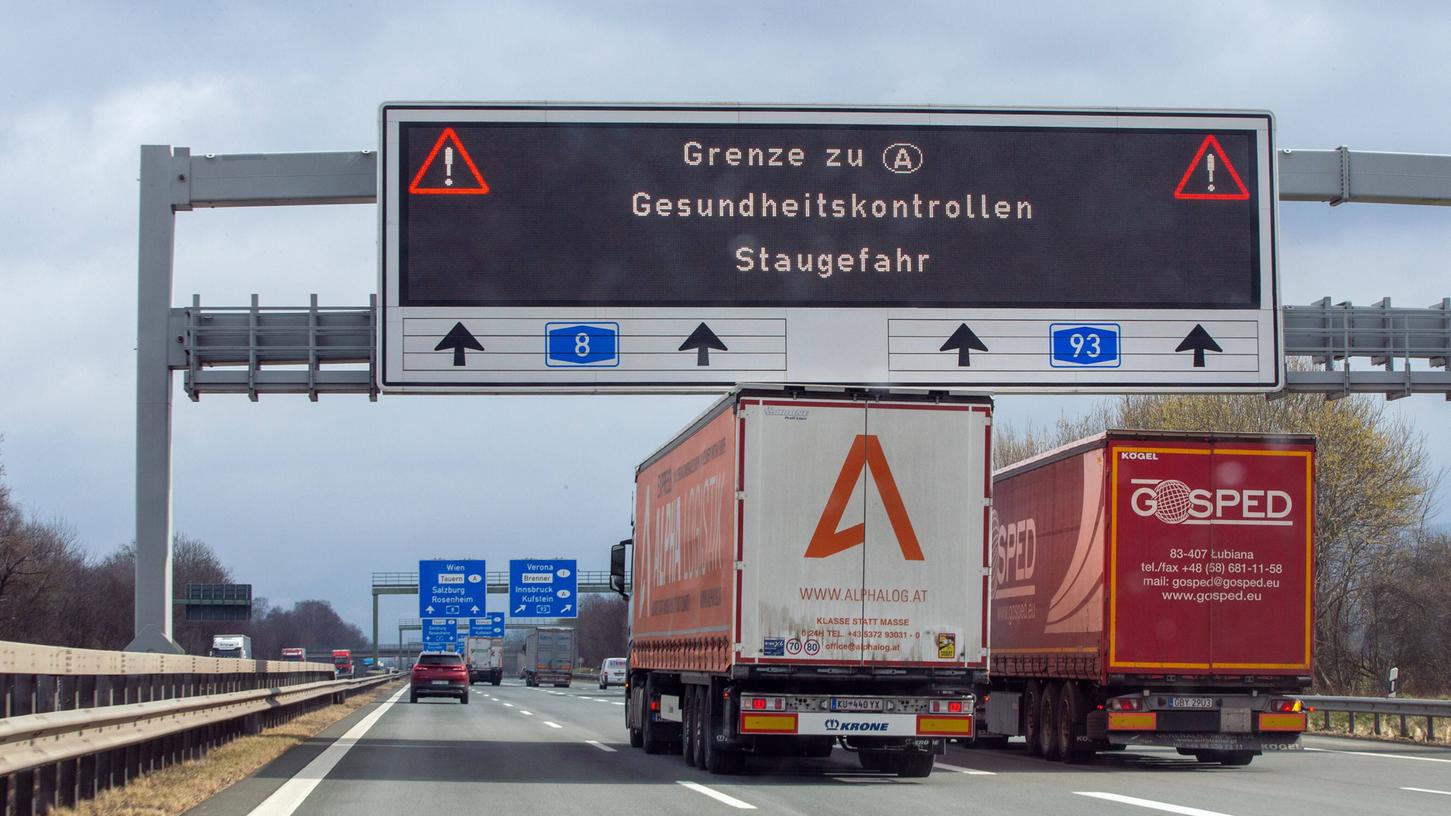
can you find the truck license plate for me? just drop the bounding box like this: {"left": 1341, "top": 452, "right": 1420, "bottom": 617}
{"left": 829, "top": 698, "right": 885, "bottom": 712}
{"left": 1167, "top": 696, "right": 1214, "bottom": 709}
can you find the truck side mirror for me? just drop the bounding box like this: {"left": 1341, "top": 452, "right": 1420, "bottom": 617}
{"left": 610, "top": 539, "right": 631, "bottom": 600}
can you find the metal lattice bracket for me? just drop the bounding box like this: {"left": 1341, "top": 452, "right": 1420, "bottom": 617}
{"left": 178, "top": 294, "right": 377, "bottom": 401}
{"left": 1283, "top": 297, "right": 1451, "bottom": 400}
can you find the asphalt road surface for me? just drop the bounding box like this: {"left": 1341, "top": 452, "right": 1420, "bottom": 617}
{"left": 190, "top": 679, "right": 1451, "bottom": 816}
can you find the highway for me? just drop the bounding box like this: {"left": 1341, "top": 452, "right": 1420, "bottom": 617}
{"left": 185, "top": 679, "right": 1451, "bottom": 816}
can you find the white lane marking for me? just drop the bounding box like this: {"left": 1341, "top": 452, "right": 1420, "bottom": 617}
{"left": 502, "top": 702, "right": 515, "bottom": 707}
{"left": 1305, "top": 747, "right": 1451, "bottom": 764}
{"left": 934, "top": 761, "right": 996, "bottom": 775}
{"left": 596, "top": 699, "right": 613, "bottom": 704}
{"left": 519, "top": 710, "right": 534, "bottom": 716}
{"left": 1074, "top": 792, "right": 1235, "bottom": 816}
{"left": 245, "top": 684, "right": 407, "bottom": 816}
{"left": 544, "top": 721, "right": 563, "bottom": 729}
{"left": 611, "top": 701, "right": 625, "bottom": 706}
{"left": 586, "top": 740, "right": 618, "bottom": 752}
{"left": 578, "top": 696, "right": 594, "bottom": 701}
{"left": 1402, "top": 787, "right": 1451, "bottom": 796}
{"left": 676, "top": 781, "right": 757, "bottom": 810}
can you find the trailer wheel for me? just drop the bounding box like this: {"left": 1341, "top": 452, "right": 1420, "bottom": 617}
{"left": 895, "top": 751, "right": 935, "bottom": 778}
{"left": 682, "top": 688, "right": 698, "bottom": 766}
{"left": 701, "top": 690, "right": 744, "bottom": 774}
{"left": 692, "top": 688, "right": 709, "bottom": 768}
{"left": 1037, "top": 682, "right": 1062, "bottom": 761}
{"left": 1023, "top": 680, "right": 1043, "bottom": 756}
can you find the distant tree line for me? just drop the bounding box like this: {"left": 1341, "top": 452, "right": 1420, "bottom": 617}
{"left": 0, "top": 457, "right": 366, "bottom": 657}
{"left": 995, "top": 383, "right": 1449, "bottom": 697}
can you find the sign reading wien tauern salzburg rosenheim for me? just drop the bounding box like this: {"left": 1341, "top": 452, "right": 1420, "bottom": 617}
{"left": 379, "top": 104, "right": 1280, "bottom": 393}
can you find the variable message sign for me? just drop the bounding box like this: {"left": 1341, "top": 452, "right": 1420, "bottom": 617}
{"left": 381, "top": 104, "right": 1279, "bottom": 392}
{"left": 509, "top": 559, "right": 577, "bottom": 618}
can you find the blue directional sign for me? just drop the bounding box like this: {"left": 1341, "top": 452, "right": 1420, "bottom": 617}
{"left": 422, "top": 618, "right": 460, "bottom": 650}
{"left": 509, "top": 559, "right": 578, "bottom": 618}
{"left": 469, "top": 613, "right": 505, "bottom": 638}
{"left": 419, "top": 559, "right": 487, "bottom": 618}
{"left": 545, "top": 322, "right": 620, "bottom": 367}
{"left": 1049, "top": 323, "right": 1122, "bottom": 368}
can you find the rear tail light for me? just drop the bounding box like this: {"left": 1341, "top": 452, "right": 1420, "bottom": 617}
{"left": 1272, "top": 699, "right": 1303, "bottom": 713}
{"left": 1107, "top": 697, "right": 1142, "bottom": 711}
{"left": 928, "top": 698, "right": 971, "bottom": 714}
{"left": 650, "top": 699, "right": 661, "bottom": 712}
{"left": 742, "top": 695, "right": 786, "bottom": 711}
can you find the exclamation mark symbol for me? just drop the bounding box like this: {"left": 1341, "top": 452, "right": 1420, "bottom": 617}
{"left": 1206, "top": 153, "right": 1215, "bottom": 193}
{"left": 444, "top": 146, "right": 454, "bottom": 187}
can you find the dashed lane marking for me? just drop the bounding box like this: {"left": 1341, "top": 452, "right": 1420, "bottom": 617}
{"left": 1074, "top": 792, "right": 1236, "bottom": 816}
{"left": 1402, "top": 787, "right": 1451, "bottom": 796}
{"left": 934, "top": 761, "right": 996, "bottom": 775}
{"left": 676, "top": 781, "right": 757, "bottom": 810}
{"left": 519, "top": 710, "right": 534, "bottom": 716}
{"left": 544, "top": 721, "right": 563, "bottom": 729}
{"left": 586, "top": 740, "right": 618, "bottom": 752}
{"left": 1304, "top": 747, "right": 1451, "bottom": 764}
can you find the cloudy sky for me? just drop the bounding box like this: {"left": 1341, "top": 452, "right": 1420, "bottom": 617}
{"left": 1, "top": 1, "right": 1447, "bottom": 643}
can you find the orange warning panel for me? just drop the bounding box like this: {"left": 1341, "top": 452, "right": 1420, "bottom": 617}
{"left": 409, "top": 128, "right": 490, "bottom": 195}
{"left": 1174, "top": 135, "right": 1249, "bottom": 201}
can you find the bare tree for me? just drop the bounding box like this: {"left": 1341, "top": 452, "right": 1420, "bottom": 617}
{"left": 575, "top": 594, "right": 627, "bottom": 667}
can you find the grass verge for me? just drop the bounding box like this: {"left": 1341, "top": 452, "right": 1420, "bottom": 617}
{"left": 54, "top": 680, "right": 404, "bottom": 816}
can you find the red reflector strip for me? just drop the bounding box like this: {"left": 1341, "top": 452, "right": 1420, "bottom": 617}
{"left": 916, "top": 714, "right": 973, "bottom": 737}
{"left": 1107, "top": 712, "right": 1158, "bottom": 731}
{"left": 739, "top": 713, "right": 798, "bottom": 734}
{"left": 1258, "top": 712, "right": 1306, "bottom": 732}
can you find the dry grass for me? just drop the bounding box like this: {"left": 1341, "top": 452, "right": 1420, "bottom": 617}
{"left": 53, "top": 680, "right": 403, "bottom": 816}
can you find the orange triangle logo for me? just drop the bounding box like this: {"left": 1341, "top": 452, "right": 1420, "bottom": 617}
{"left": 804, "top": 435, "right": 924, "bottom": 561}
{"left": 1173, "top": 134, "right": 1249, "bottom": 201}
{"left": 409, "top": 128, "right": 490, "bottom": 195}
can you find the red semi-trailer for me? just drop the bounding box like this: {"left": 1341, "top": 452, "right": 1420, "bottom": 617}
{"left": 611, "top": 389, "right": 991, "bottom": 776}
{"left": 977, "top": 430, "right": 1315, "bottom": 766}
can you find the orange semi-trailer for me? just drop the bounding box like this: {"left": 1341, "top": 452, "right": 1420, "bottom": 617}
{"left": 977, "top": 431, "right": 1315, "bottom": 766}
{"left": 610, "top": 389, "right": 991, "bottom": 777}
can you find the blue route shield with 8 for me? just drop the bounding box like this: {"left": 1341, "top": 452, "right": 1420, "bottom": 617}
{"left": 546, "top": 322, "right": 619, "bottom": 367}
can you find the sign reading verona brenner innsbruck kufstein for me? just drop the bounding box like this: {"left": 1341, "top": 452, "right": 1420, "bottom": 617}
{"left": 379, "top": 103, "right": 1280, "bottom": 394}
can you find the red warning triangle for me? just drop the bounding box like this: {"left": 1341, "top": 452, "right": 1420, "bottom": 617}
{"left": 409, "top": 128, "right": 490, "bottom": 195}
{"left": 1173, "top": 134, "right": 1249, "bottom": 201}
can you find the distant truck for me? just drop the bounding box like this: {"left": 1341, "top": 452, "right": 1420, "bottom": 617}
{"left": 332, "top": 649, "right": 354, "bottom": 677}
{"left": 466, "top": 636, "right": 504, "bottom": 685}
{"left": 280, "top": 647, "right": 306, "bottom": 661}
{"left": 613, "top": 389, "right": 989, "bottom": 776}
{"left": 976, "top": 430, "right": 1315, "bottom": 766}
{"left": 522, "top": 627, "right": 576, "bottom": 687}
{"left": 208, "top": 634, "right": 252, "bottom": 659}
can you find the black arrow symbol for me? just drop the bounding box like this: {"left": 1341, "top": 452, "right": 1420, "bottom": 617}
{"left": 679, "top": 322, "right": 727, "bottom": 366}
{"left": 939, "top": 323, "right": 988, "bottom": 366}
{"left": 434, "top": 322, "right": 484, "bottom": 366}
{"left": 1175, "top": 324, "right": 1223, "bottom": 368}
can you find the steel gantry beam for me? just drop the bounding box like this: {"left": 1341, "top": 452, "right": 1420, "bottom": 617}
{"left": 130, "top": 142, "right": 1451, "bottom": 651}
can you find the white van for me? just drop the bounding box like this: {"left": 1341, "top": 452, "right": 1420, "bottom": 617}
{"left": 598, "top": 657, "right": 627, "bottom": 689}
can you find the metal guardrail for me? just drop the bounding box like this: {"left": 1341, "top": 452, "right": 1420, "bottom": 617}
{"left": 0, "top": 640, "right": 395, "bottom": 816}
{"left": 1300, "top": 695, "right": 1451, "bottom": 743}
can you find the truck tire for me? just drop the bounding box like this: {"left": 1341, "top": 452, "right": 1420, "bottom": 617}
{"left": 629, "top": 727, "right": 644, "bottom": 748}
{"left": 895, "top": 751, "right": 935, "bottom": 778}
{"left": 641, "top": 677, "right": 672, "bottom": 754}
{"left": 701, "top": 691, "right": 744, "bottom": 775}
{"left": 1038, "top": 682, "right": 1062, "bottom": 761}
{"left": 692, "top": 688, "right": 708, "bottom": 768}
{"left": 682, "top": 689, "right": 698, "bottom": 766}
{"left": 859, "top": 750, "right": 887, "bottom": 771}
{"left": 1023, "top": 680, "right": 1043, "bottom": 756}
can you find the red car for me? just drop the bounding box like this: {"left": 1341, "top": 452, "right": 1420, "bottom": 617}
{"left": 410, "top": 651, "right": 469, "bottom": 704}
